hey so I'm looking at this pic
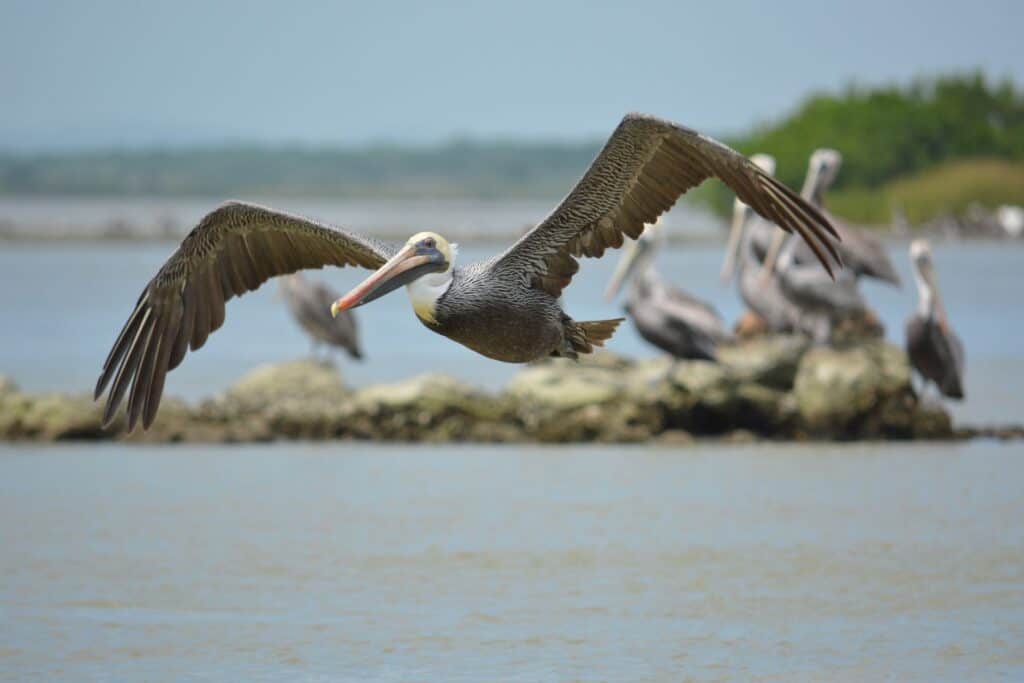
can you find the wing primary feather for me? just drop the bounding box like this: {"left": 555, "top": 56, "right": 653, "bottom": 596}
{"left": 95, "top": 297, "right": 148, "bottom": 399}
{"left": 751, "top": 188, "right": 832, "bottom": 278}
{"left": 760, "top": 179, "right": 841, "bottom": 272}
{"left": 190, "top": 268, "right": 213, "bottom": 350}
{"left": 206, "top": 264, "right": 227, "bottom": 334}
{"left": 103, "top": 309, "right": 154, "bottom": 427}
{"left": 762, "top": 172, "right": 840, "bottom": 242}
{"left": 127, "top": 312, "right": 164, "bottom": 431}
{"left": 773, "top": 197, "right": 836, "bottom": 279}
{"left": 143, "top": 302, "right": 181, "bottom": 429}
{"left": 169, "top": 286, "right": 195, "bottom": 371}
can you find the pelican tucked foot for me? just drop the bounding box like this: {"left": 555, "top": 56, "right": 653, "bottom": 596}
{"left": 556, "top": 317, "right": 625, "bottom": 360}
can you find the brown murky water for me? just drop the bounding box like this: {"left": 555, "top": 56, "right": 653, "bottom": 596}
{"left": 1, "top": 440, "right": 1022, "bottom": 681}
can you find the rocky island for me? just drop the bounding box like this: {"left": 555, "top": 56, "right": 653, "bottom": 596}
{"left": 1, "top": 334, "right": 987, "bottom": 444}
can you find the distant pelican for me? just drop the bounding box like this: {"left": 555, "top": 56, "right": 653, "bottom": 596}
{"left": 768, "top": 230, "right": 865, "bottom": 343}
{"left": 94, "top": 113, "right": 839, "bottom": 430}
{"left": 721, "top": 154, "right": 802, "bottom": 334}
{"left": 905, "top": 240, "right": 965, "bottom": 399}
{"left": 762, "top": 149, "right": 901, "bottom": 286}
{"left": 279, "top": 272, "right": 363, "bottom": 361}
{"left": 606, "top": 222, "right": 730, "bottom": 361}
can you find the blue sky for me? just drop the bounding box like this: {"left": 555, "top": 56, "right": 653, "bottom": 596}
{"left": 2, "top": 0, "right": 1021, "bottom": 150}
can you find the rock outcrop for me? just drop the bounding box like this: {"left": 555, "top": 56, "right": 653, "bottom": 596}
{"left": 0, "top": 336, "right": 968, "bottom": 444}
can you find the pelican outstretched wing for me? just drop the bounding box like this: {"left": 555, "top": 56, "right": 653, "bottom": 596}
{"left": 95, "top": 201, "right": 398, "bottom": 430}
{"left": 492, "top": 113, "right": 840, "bottom": 297}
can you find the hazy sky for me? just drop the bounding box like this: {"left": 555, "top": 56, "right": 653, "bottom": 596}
{"left": 2, "top": 0, "right": 1021, "bottom": 150}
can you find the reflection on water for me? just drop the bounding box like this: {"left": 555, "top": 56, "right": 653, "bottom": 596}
{"left": 0, "top": 237, "right": 1021, "bottom": 425}
{"left": 1, "top": 441, "right": 1023, "bottom": 681}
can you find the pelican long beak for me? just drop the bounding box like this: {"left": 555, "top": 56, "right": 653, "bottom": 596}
{"left": 720, "top": 199, "right": 748, "bottom": 284}
{"left": 759, "top": 228, "right": 788, "bottom": 285}
{"left": 604, "top": 240, "right": 642, "bottom": 301}
{"left": 331, "top": 244, "right": 443, "bottom": 317}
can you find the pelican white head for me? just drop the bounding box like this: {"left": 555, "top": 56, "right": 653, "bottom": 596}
{"left": 330, "top": 231, "right": 455, "bottom": 321}
{"left": 404, "top": 231, "right": 457, "bottom": 323}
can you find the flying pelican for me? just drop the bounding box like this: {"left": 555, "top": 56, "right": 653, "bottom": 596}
{"left": 94, "top": 113, "right": 839, "bottom": 430}
{"left": 279, "top": 272, "right": 363, "bottom": 361}
{"left": 720, "top": 154, "right": 804, "bottom": 335}
{"left": 605, "top": 221, "right": 730, "bottom": 361}
{"left": 760, "top": 149, "right": 901, "bottom": 286}
{"left": 905, "top": 239, "right": 965, "bottom": 399}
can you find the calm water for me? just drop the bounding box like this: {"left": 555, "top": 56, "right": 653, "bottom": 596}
{"left": 1, "top": 441, "right": 1023, "bottom": 681}
{"left": 1, "top": 233, "right": 1021, "bottom": 425}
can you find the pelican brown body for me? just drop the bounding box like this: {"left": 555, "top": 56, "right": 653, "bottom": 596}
{"left": 407, "top": 257, "right": 621, "bottom": 362}
{"left": 95, "top": 113, "right": 840, "bottom": 430}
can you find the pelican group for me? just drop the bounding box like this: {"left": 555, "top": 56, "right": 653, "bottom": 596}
{"left": 761, "top": 149, "right": 901, "bottom": 287}
{"left": 756, "top": 149, "right": 900, "bottom": 343}
{"left": 94, "top": 113, "right": 839, "bottom": 430}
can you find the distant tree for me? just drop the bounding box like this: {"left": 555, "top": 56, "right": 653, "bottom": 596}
{"left": 732, "top": 72, "right": 1024, "bottom": 191}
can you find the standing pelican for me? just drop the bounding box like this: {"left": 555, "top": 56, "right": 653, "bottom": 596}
{"left": 720, "top": 154, "right": 804, "bottom": 334}
{"left": 279, "top": 272, "right": 363, "bottom": 361}
{"left": 905, "top": 240, "right": 965, "bottom": 399}
{"left": 94, "top": 113, "right": 839, "bottom": 430}
{"left": 605, "top": 221, "right": 730, "bottom": 361}
{"left": 761, "top": 149, "right": 901, "bottom": 286}
{"left": 767, "top": 230, "right": 865, "bottom": 343}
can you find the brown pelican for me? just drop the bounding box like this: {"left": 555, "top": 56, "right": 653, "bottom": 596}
{"left": 94, "top": 113, "right": 839, "bottom": 430}
{"left": 279, "top": 272, "right": 363, "bottom": 361}
{"left": 605, "top": 221, "right": 730, "bottom": 361}
{"left": 760, "top": 149, "right": 901, "bottom": 286}
{"left": 905, "top": 240, "right": 965, "bottom": 399}
{"left": 768, "top": 230, "right": 865, "bottom": 343}
{"left": 720, "top": 155, "right": 802, "bottom": 334}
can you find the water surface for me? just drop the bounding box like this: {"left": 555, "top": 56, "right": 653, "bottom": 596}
{"left": 1, "top": 440, "right": 1022, "bottom": 681}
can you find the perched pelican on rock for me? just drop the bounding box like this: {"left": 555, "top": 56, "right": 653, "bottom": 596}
{"left": 95, "top": 113, "right": 839, "bottom": 430}
{"left": 279, "top": 272, "right": 363, "bottom": 361}
{"left": 605, "top": 221, "right": 730, "bottom": 361}
{"left": 905, "top": 240, "right": 965, "bottom": 399}
{"left": 766, "top": 230, "right": 865, "bottom": 343}
{"left": 720, "top": 155, "right": 805, "bottom": 335}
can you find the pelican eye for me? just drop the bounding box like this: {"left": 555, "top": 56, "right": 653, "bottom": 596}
{"left": 422, "top": 237, "right": 436, "bottom": 249}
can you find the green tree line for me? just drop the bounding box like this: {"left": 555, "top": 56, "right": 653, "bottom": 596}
{"left": 731, "top": 71, "right": 1024, "bottom": 192}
